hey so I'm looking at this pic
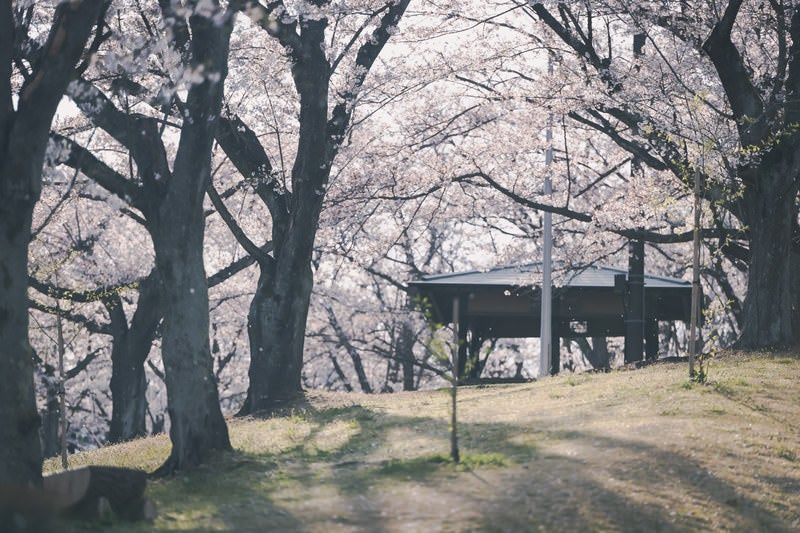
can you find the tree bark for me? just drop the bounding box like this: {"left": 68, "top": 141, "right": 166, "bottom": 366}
{"left": 396, "top": 320, "right": 417, "bottom": 391}
{"left": 738, "top": 170, "right": 798, "bottom": 347}
{"left": 153, "top": 8, "right": 233, "bottom": 473}
{"left": 0, "top": 213, "right": 42, "bottom": 485}
{"left": 0, "top": 0, "right": 106, "bottom": 486}
{"left": 106, "top": 271, "right": 162, "bottom": 443}
{"left": 241, "top": 255, "right": 314, "bottom": 412}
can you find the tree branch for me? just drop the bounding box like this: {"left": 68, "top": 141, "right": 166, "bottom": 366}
{"left": 215, "top": 112, "right": 290, "bottom": 228}
{"left": 28, "top": 298, "right": 110, "bottom": 336}
{"left": 455, "top": 171, "right": 593, "bottom": 222}
{"left": 327, "top": 0, "right": 411, "bottom": 144}
{"left": 207, "top": 245, "right": 272, "bottom": 287}
{"left": 68, "top": 78, "right": 171, "bottom": 194}
{"left": 207, "top": 182, "right": 273, "bottom": 266}
{"left": 28, "top": 276, "right": 134, "bottom": 304}
{"left": 50, "top": 132, "right": 141, "bottom": 209}
{"left": 701, "top": 0, "right": 765, "bottom": 143}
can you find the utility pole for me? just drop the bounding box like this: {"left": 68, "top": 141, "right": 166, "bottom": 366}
{"left": 539, "top": 57, "right": 554, "bottom": 378}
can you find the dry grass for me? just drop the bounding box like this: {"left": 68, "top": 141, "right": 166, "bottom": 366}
{"left": 46, "top": 350, "right": 800, "bottom": 532}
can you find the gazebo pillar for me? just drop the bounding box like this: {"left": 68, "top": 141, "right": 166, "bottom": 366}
{"left": 624, "top": 240, "right": 645, "bottom": 363}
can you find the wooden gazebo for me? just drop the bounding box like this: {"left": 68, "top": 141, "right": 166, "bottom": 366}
{"left": 408, "top": 260, "right": 692, "bottom": 378}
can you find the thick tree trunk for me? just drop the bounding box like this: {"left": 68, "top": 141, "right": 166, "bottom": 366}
{"left": 0, "top": 213, "right": 43, "bottom": 486}
{"left": 235, "top": 4, "right": 410, "bottom": 411}
{"left": 241, "top": 254, "right": 314, "bottom": 412}
{"left": 153, "top": 231, "right": 230, "bottom": 472}
{"left": 794, "top": 242, "right": 800, "bottom": 343}
{"left": 0, "top": 0, "right": 105, "bottom": 487}
{"left": 108, "top": 350, "right": 148, "bottom": 443}
{"left": 738, "top": 171, "right": 797, "bottom": 347}
{"left": 240, "top": 28, "right": 329, "bottom": 413}
{"left": 152, "top": 8, "right": 233, "bottom": 473}
{"left": 107, "top": 272, "right": 162, "bottom": 443}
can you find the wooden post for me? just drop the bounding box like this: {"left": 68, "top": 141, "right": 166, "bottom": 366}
{"left": 56, "top": 304, "right": 68, "bottom": 469}
{"left": 457, "top": 323, "right": 468, "bottom": 379}
{"left": 689, "top": 170, "right": 701, "bottom": 377}
{"left": 450, "top": 295, "right": 460, "bottom": 463}
{"left": 540, "top": 55, "right": 554, "bottom": 378}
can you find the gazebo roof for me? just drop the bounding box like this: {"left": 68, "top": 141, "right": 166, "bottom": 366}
{"left": 407, "top": 262, "right": 692, "bottom": 340}
{"left": 410, "top": 262, "right": 690, "bottom": 290}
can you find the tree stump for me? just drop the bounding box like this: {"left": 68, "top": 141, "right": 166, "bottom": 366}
{"left": 42, "top": 465, "right": 156, "bottom": 521}
{"left": 0, "top": 484, "right": 60, "bottom": 532}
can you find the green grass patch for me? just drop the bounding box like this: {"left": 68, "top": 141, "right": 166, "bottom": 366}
{"left": 458, "top": 452, "right": 508, "bottom": 468}
{"left": 776, "top": 447, "right": 797, "bottom": 462}
{"left": 377, "top": 454, "right": 450, "bottom": 477}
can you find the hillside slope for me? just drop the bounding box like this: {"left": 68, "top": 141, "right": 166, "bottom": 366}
{"left": 49, "top": 351, "right": 800, "bottom": 532}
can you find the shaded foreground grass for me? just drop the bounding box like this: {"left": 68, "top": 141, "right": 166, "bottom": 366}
{"left": 46, "top": 350, "right": 800, "bottom": 531}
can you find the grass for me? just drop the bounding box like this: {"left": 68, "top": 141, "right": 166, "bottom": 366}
{"left": 45, "top": 350, "right": 800, "bottom": 532}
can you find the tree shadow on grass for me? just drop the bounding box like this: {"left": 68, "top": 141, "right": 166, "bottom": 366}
{"left": 108, "top": 401, "right": 797, "bottom": 532}
{"left": 475, "top": 430, "right": 796, "bottom": 532}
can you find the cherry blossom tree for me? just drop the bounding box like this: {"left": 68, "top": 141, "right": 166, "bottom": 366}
{"left": 524, "top": 0, "right": 800, "bottom": 347}
{"left": 209, "top": 0, "right": 412, "bottom": 413}
{"left": 63, "top": 0, "right": 236, "bottom": 472}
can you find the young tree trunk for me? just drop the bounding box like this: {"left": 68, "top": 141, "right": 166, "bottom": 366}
{"left": 40, "top": 365, "right": 61, "bottom": 458}
{"left": 738, "top": 177, "right": 797, "bottom": 347}
{"left": 396, "top": 319, "right": 417, "bottom": 391}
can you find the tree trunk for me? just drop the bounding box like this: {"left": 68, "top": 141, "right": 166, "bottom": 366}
{"left": 396, "top": 319, "right": 417, "bottom": 391}
{"left": 793, "top": 241, "right": 800, "bottom": 343}
{"left": 0, "top": 0, "right": 105, "bottom": 487}
{"left": 152, "top": 210, "right": 231, "bottom": 472}
{"left": 0, "top": 213, "right": 43, "bottom": 486}
{"left": 108, "top": 348, "right": 148, "bottom": 443}
{"left": 40, "top": 366, "right": 61, "bottom": 458}
{"left": 575, "top": 337, "right": 611, "bottom": 370}
{"left": 738, "top": 171, "right": 797, "bottom": 347}
{"left": 239, "top": 28, "right": 329, "bottom": 413}
{"left": 107, "top": 272, "right": 162, "bottom": 443}
{"left": 152, "top": 8, "right": 233, "bottom": 473}
{"left": 241, "top": 254, "right": 314, "bottom": 412}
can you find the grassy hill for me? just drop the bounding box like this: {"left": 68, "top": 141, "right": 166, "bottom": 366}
{"left": 47, "top": 350, "right": 800, "bottom": 532}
